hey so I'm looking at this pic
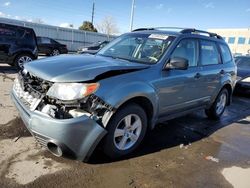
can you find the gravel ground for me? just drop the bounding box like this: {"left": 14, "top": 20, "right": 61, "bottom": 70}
{"left": 0, "top": 63, "right": 250, "bottom": 188}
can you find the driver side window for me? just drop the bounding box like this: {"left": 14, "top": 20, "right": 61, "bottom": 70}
{"left": 171, "top": 39, "right": 198, "bottom": 67}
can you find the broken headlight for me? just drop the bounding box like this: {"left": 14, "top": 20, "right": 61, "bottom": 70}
{"left": 47, "top": 83, "right": 99, "bottom": 101}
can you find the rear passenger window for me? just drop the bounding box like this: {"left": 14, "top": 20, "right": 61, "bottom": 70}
{"left": 41, "top": 37, "right": 51, "bottom": 44}
{"left": 219, "top": 44, "right": 232, "bottom": 63}
{"left": 0, "top": 26, "right": 16, "bottom": 37}
{"left": 171, "top": 39, "right": 198, "bottom": 67}
{"left": 200, "top": 40, "right": 220, "bottom": 65}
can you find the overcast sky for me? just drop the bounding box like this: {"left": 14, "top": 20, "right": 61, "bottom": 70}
{"left": 0, "top": 0, "right": 249, "bottom": 33}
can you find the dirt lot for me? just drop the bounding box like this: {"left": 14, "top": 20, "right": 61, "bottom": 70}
{"left": 1, "top": 63, "right": 250, "bottom": 188}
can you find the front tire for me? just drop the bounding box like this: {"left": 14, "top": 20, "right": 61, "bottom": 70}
{"left": 205, "top": 88, "right": 228, "bottom": 120}
{"left": 103, "top": 104, "right": 147, "bottom": 159}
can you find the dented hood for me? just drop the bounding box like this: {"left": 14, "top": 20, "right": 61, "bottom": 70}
{"left": 24, "top": 55, "right": 149, "bottom": 83}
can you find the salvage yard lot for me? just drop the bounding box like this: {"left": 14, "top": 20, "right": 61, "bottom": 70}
{"left": 0, "top": 63, "right": 250, "bottom": 188}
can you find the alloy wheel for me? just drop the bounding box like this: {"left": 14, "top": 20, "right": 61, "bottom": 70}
{"left": 52, "top": 49, "right": 60, "bottom": 56}
{"left": 113, "top": 114, "right": 142, "bottom": 151}
{"left": 216, "top": 93, "right": 227, "bottom": 115}
{"left": 17, "top": 56, "right": 33, "bottom": 69}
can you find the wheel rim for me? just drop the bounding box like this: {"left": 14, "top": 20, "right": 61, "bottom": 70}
{"left": 52, "top": 49, "right": 60, "bottom": 56}
{"left": 216, "top": 93, "right": 227, "bottom": 115}
{"left": 18, "top": 56, "right": 32, "bottom": 69}
{"left": 113, "top": 114, "right": 142, "bottom": 151}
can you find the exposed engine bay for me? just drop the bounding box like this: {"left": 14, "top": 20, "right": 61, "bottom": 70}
{"left": 16, "top": 71, "right": 115, "bottom": 127}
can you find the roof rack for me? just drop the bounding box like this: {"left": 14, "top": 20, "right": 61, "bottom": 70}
{"left": 132, "top": 27, "right": 223, "bottom": 39}
{"left": 132, "top": 27, "right": 187, "bottom": 32}
{"left": 132, "top": 28, "right": 155, "bottom": 32}
{"left": 180, "top": 28, "right": 223, "bottom": 39}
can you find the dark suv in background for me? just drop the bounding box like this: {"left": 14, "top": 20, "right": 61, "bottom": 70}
{"left": 37, "top": 36, "right": 68, "bottom": 56}
{"left": 0, "top": 23, "right": 38, "bottom": 69}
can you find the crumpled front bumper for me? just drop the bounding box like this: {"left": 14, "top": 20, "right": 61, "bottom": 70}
{"left": 11, "top": 90, "right": 107, "bottom": 161}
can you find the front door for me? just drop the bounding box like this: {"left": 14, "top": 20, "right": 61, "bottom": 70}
{"left": 156, "top": 38, "right": 203, "bottom": 116}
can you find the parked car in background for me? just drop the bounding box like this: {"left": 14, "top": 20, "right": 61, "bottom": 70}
{"left": 235, "top": 56, "right": 250, "bottom": 93}
{"left": 37, "top": 36, "right": 68, "bottom": 56}
{"left": 77, "top": 41, "right": 109, "bottom": 54}
{"left": 11, "top": 28, "right": 236, "bottom": 161}
{"left": 0, "top": 23, "right": 38, "bottom": 69}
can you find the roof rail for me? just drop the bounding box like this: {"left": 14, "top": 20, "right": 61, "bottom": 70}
{"left": 132, "top": 27, "right": 188, "bottom": 32}
{"left": 132, "top": 27, "right": 223, "bottom": 39}
{"left": 132, "top": 28, "right": 155, "bottom": 32}
{"left": 180, "top": 28, "right": 223, "bottom": 39}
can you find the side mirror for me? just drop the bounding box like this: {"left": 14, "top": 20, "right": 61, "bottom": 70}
{"left": 165, "top": 57, "right": 189, "bottom": 70}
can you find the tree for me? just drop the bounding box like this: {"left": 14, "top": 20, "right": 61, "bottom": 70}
{"left": 97, "top": 16, "right": 119, "bottom": 39}
{"left": 79, "top": 21, "right": 97, "bottom": 32}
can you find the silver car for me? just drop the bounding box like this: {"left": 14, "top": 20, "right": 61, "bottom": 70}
{"left": 11, "top": 28, "right": 237, "bottom": 161}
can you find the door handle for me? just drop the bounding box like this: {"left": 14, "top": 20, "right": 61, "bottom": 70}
{"left": 194, "top": 73, "right": 201, "bottom": 79}
{"left": 220, "top": 70, "right": 225, "bottom": 75}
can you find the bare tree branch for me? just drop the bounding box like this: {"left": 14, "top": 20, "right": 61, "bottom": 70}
{"left": 97, "top": 16, "right": 119, "bottom": 39}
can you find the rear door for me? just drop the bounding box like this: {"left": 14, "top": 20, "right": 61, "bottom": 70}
{"left": 0, "top": 24, "right": 17, "bottom": 63}
{"left": 198, "top": 40, "right": 222, "bottom": 99}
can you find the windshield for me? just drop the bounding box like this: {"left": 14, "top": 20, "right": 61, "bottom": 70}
{"left": 236, "top": 57, "right": 250, "bottom": 68}
{"left": 97, "top": 33, "right": 175, "bottom": 64}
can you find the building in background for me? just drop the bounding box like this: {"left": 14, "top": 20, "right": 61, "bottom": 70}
{"left": 208, "top": 28, "right": 250, "bottom": 56}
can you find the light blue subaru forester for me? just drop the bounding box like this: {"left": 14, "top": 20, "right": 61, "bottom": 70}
{"left": 11, "top": 28, "right": 237, "bottom": 161}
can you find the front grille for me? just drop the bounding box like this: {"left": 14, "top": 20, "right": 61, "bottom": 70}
{"left": 33, "top": 132, "right": 48, "bottom": 148}
{"left": 13, "top": 78, "right": 41, "bottom": 111}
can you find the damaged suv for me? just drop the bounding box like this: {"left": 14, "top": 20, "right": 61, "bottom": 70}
{"left": 11, "top": 28, "right": 237, "bottom": 161}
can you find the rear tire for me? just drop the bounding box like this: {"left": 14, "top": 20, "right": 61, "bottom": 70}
{"left": 50, "top": 49, "right": 60, "bottom": 56}
{"left": 14, "top": 54, "right": 34, "bottom": 70}
{"left": 102, "top": 104, "right": 147, "bottom": 159}
{"left": 205, "top": 88, "right": 228, "bottom": 120}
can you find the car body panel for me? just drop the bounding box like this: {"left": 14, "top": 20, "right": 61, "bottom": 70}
{"left": 11, "top": 29, "right": 237, "bottom": 161}
{"left": 11, "top": 90, "right": 107, "bottom": 161}
{"left": 37, "top": 36, "right": 68, "bottom": 55}
{"left": 0, "top": 23, "right": 38, "bottom": 65}
{"left": 24, "top": 54, "right": 150, "bottom": 82}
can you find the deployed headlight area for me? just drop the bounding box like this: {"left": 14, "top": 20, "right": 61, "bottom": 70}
{"left": 16, "top": 71, "right": 114, "bottom": 125}
{"left": 47, "top": 83, "right": 100, "bottom": 101}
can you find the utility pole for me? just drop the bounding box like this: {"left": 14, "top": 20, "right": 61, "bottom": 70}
{"left": 91, "top": 1, "right": 95, "bottom": 24}
{"left": 129, "top": 0, "right": 135, "bottom": 31}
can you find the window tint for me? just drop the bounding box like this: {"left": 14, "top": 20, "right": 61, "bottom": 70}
{"left": 228, "top": 37, "right": 235, "bottom": 44}
{"left": 99, "top": 34, "right": 175, "bottom": 64}
{"left": 50, "top": 39, "right": 59, "bottom": 44}
{"left": 171, "top": 39, "right": 198, "bottom": 67}
{"left": 41, "top": 37, "right": 51, "bottom": 44}
{"left": 200, "top": 40, "right": 220, "bottom": 65}
{"left": 219, "top": 44, "right": 232, "bottom": 63}
{"left": 0, "top": 26, "right": 16, "bottom": 37}
{"left": 24, "top": 30, "right": 35, "bottom": 45}
{"left": 236, "top": 57, "right": 250, "bottom": 68}
{"left": 238, "top": 37, "right": 246, "bottom": 44}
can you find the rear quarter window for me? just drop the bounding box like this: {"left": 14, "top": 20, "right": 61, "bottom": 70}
{"left": 18, "top": 29, "right": 36, "bottom": 46}
{"left": 219, "top": 44, "right": 232, "bottom": 63}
